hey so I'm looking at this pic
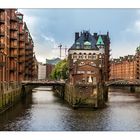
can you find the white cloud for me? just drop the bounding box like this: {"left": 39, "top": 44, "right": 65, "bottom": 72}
{"left": 34, "top": 34, "right": 67, "bottom": 63}
{"left": 111, "top": 41, "right": 136, "bottom": 59}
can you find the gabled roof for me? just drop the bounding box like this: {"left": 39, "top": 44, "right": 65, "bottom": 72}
{"left": 70, "top": 31, "right": 98, "bottom": 50}
{"left": 69, "top": 31, "right": 110, "bottom": 51}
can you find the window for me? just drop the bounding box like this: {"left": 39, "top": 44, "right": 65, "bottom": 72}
{"left": 93, "top": 77, "right": 97, "bottom": 84}
{"left": 77, "top": 71, "right": 85, "bottom": 74}
{"left": 91, "top": 71, "right": 96, "bottom": 74}
{"left": 79, "top": 61, "right": 85, "bottom": 66}
{"left": 90, "top": 62, "right": 96, "bottom": 66}
{"left": 73, "top": 53, "right": 77, "bottom": 59}
{"left": 92, "top": 53, "right": 96, "bottom": 60}
{"left": 88, "top": 53, "right": 92, "bottom": 59}
{"left": 87, "top": 71, "right": 91, "bottom": 74}
{"left": 83, "top": 53, "right": 87, "bottom": 59}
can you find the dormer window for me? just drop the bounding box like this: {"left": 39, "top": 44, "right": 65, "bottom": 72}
{"left": 76, "top": 42, "right": 80, "bottom": 49}
{"left": 84, "top": 41, "right": 91, "bottom": 49}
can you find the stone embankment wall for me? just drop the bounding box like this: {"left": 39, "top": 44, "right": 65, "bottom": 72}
{"left": 53, "top": 85, "right": 65, "bottom": 99}
{"left": 64, "top": 83, "right": 107, "bottom": 108}
{"left": 52, "top": 83, "right": 108, "bottom": 108}
{"left": 0, "top": 82, "right": 32, "bottom": 114}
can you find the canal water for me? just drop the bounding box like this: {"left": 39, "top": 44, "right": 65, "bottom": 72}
{"left": 1, "top": 86, "right": 140, "bottom": 131}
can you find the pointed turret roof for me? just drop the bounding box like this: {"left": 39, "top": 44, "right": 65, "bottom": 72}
{"left": 96, "top": 35, "right": 104, "bottom": 46}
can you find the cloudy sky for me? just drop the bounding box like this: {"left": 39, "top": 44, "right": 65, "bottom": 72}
{"left": 19, "top": 9, "right": 140, "bottom": 63}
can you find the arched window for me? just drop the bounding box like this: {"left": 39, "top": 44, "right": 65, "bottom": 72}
{"left": 79, "top": 53, "right": 83, "bottom": 59}
{"left": 92, "top": 53, "right": 96, "bottom": 60}
{"left": 88, "top": 53, "right": 92, "bottom": 59}
{"left": 83, "top": 53, "right": 87, "bottom": 59}
{"left": 73, "top": 52, "right": 77, "bottom": 59}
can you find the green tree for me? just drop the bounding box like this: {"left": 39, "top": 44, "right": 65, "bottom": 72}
{"left": 51, "top": 59, "right": 68, "bottom": 80}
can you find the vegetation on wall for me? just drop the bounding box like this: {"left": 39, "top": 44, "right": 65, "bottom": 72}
{"left": 50, "top": 59, "right": 68, "bottom": 80}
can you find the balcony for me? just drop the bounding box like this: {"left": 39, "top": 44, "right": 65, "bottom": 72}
{"left": 18, "top": 53, "right": 24, "bottom": 57}
{"left": 0, "top": 31, "right": 5, "bottom": 36}
{"left": 25, "top": 48, "right": 33, "bottom": 50}
{"left": 19, "top": 37, "right": 25, "bottom": 42}
{"left": 25, "top": 63, "right": 29, "bottom": 66}
{"left": 28, "top": 67, "right": 32, "bottom": 70}
{"left": 10, "top": 45, "right": 17, "bottom": 49}
{"left": 0, "top": 43, "right": 5, "bottom": 49}
{"left": 10, "top": 25, "right": 18, "bottom": 31}
{"left": 10, "top": 35, "right": 17, "bottom": 40}
{"left": 25, "top": 58, "right": 29, "bottom": 62}
{"left": 9, "top": 54, "right": 17, "bottom": 58}
{"left": 19, "top": 31, "right": 24, "bottom": 35}
{"left": 10, "top": 16, "right": 17, "bottom": 22}
{"left": 10, "top": 67, "right": 16, "bottom": 72}
{"left": 0, "top": 17, "right": 4, "bottom": 24}
{"left": 28, "top": 61, "right": 32, "bottom": 65}
{"left": 0, "top": 62, "right": 5, "bottom": 67}
{"left": 19, "top": 70, "right": 24, "bottom": 73}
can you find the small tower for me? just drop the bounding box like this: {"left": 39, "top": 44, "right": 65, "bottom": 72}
{"left": 96, "top": 35, "right": 105, "bottom": 54}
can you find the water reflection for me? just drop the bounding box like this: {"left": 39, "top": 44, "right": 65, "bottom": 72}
{"left": 0, "top": 87, "right": 140, "bottom": 131}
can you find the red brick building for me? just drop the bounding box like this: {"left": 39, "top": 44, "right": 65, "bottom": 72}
{"left": 109, "top": 45, "right": 140, "bottom": 81}
{"left": 110, "top": 55, "right": 136, "bottom": 81}
{"left": 0, "top": 9, "right": 37, "bottom": 84}
{"left": 68, "top": 31, "right": 110, "bottom": 85}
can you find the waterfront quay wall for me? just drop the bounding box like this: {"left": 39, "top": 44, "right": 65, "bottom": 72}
{"left": 53, "top": 85, "right": 65, "bottom": 99}
{"left": 53, "top": 82, "right": 108, "bottom": 108}
{"left": 65, "top": 83, "right": 107, "bottom": 108}
{"left": 0, "top": 82, "right": 33, "bottom": 114}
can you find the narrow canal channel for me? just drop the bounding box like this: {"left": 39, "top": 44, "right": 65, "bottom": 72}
{"left": 1, "top": 86, "right": 140, "bottom": 131}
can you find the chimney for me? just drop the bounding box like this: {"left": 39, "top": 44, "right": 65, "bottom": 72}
{"left": 93, "top": 33, "right": 98, "bottom": 40}
{"left": 107, "top": 31, "right": 109, "bottom": 37}
{"left": 75, "top": 32, "right": 79, "bottom": 42}
{"left": 93, "top": 33, "right": 97, "bottom": 37}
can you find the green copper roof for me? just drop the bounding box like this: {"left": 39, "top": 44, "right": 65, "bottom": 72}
{"left": 84, "top": 41, "right": 91, "bottom": 46}
{"left": 76, "top": 42, "right": 80, "bottom": 45}
{"left": 136, "top": 45, "right": 140, "bottom": 51}
{"left": 96, "top": 35, "right": 104, "bottom": 46}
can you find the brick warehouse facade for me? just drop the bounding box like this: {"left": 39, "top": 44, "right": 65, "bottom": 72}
{"left": 0, "top": 9, "right": 38, "bottom": 83}
{"left": 110, "top": 46, "right": 140, "bottom": 81}
{"left": 68, "top": 31, "right": 110, "bottom": 85}
{"left": 65, "top": 31, "right": 110, "bottom": 108}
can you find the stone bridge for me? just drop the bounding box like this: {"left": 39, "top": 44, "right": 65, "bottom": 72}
{"left": 21, "top": 80, "right": 65, "bottom": 87}
{"left": 106, "top": 79, "right": 140, "bottom": 87}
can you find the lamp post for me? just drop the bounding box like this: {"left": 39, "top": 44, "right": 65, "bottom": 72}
{"left": 58, "top": 44, "right": 62, "bottom": 59}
